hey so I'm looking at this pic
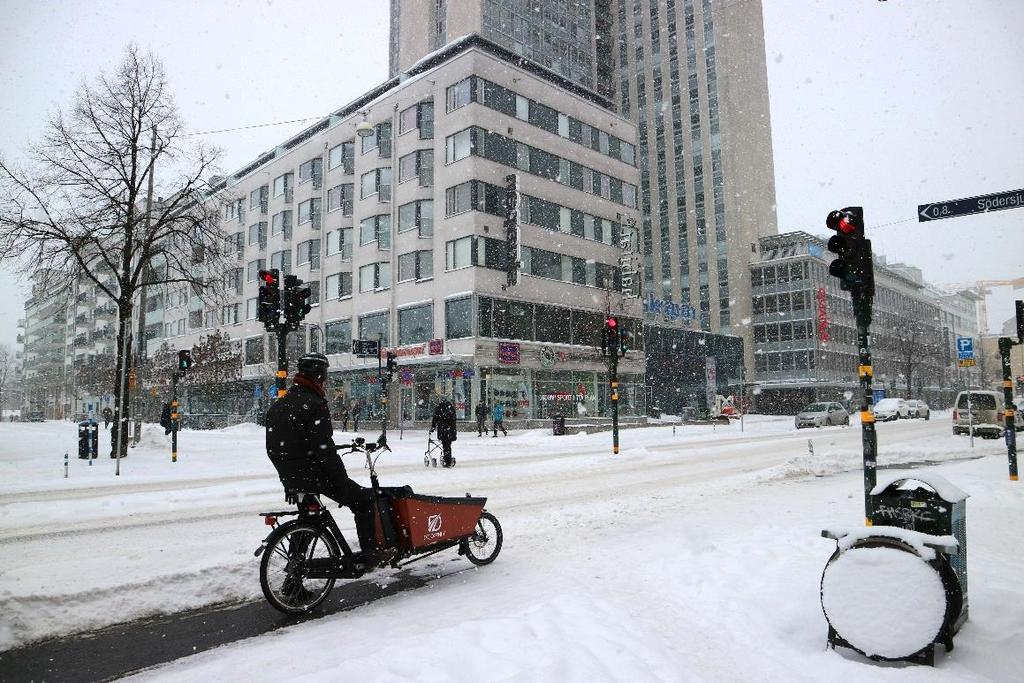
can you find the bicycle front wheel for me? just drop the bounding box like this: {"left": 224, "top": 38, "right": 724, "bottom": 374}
{"left": 260, "top": 521, "right": 340, "bottom": 615}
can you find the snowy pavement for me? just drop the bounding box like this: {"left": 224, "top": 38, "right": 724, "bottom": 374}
{"left": 1, "top": 416, "right": 1021, "bottom": 681}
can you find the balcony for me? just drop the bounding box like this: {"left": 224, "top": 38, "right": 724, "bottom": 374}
{"left": 94, "top": 304, "right": 117, "bottom": 318}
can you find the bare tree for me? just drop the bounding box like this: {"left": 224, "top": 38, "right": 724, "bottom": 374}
{"left": 885, "top": 306, "right": 945, "bottom": 399}
{"left": 0, "top": 344, "right": 11, "bottom": 413}
{"left": 0, "top": 46, "right": 225, "bottom": 456}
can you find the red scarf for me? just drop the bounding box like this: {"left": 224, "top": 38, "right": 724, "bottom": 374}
{"left": 293, "top": 373, "right": 325, "bottom": 398}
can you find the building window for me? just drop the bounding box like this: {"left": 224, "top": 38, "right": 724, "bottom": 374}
{"left": 297, "top": 157, "right": 322, "bottom": 184}
{"left": 358, "top": 262, "right": 391, "bottom": 292}
{"left": 246, "top": 297, "right": 257, "bottom": 320}
{"left": 398, "top": 250, "right": 433, "bottom": 282}
{"left": 445, "top": 128, "right": 473, "bottom": 163}
{"left": 248, "top": 222, "right": 267, "bottom": 248}
{"left": 358, "top": 311, "right": 389, "bottom": 347}
{"left": 246, "top": 259, "right": 266, "bottom": 281}
{"left": 249, "top": 185, "right": 268, "bottom": 210}
{"left": 445, "top": 181, "right": 475, "bottom": 216}
{"left": 221, "top": 303, "right": 240, "bottom": 325}
{"left": 271, "top": 210, "right": 292, "bottom": 237}
{"left": 244, "top": 337, "right": 264, "bottom": 365}
{"left": 272, "top": 172, "right": 292, "bottom": 197}
{"left": 398, "top": 304, "right": 432, "bottom": 345}
{"left": 328, "top": 141, "right": 354, "bottom": 172}
{"left": 327, "top": 183, "right": 353, "bottom": 215}
{"left": 398, "top": 199, "right": 433, "bottom": 236}
{"left": 271, "top": 249, "right": 292, "bottom": 276}
{"left": 324, "top": 272, "right": 353, "bottom": 300}
{"left": 446, "top": 77, "right": 474, "bottom": 112}
{"left": 359, "top": 214, "right": 391, "bottom": 248}
{"left": 398, "top": 149, "right": 434, "bottom": 185}
{"left": 445, "top": 297, "right": 472, "bottom": 339}
{"left": 445, "top": 236, "right": 473, "bottom": 270}
{"left": 360, "top": 167, "right": 392, "bottom": 200}
{"left": 296, "top": 239, "right": 320, "bottom": 268}
{"left": 297, "top": 198, "right": 321, "bottom": 227}
{"left": 325, "top": 319, "right": 351, "bottom": 354}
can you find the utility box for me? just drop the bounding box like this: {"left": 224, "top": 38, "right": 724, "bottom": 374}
{"left": 870, "top": 473, "right": 968, "bottom": 631}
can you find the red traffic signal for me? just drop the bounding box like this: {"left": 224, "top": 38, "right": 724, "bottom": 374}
{"left": 259, "top": 269, "right": 279, "bottom": 286}
{"left": 606, "top": 316, "right": 618, "bottom": 330}
{"left": 826, "top": 208, "right": 864, "bottom": 239}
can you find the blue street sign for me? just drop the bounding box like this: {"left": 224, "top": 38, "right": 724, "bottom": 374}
{"left": 919, "top": 188, "right": 1024, "bottom": 222}
{"left": 956, "top": 336, "right": 974, "bottom": 360}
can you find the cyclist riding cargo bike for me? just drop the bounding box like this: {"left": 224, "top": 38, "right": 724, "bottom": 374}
{"left": 258, "top": 353, "right": 502, "bottom": 614}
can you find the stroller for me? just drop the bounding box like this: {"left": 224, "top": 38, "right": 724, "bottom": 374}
{"left": 423, "top": 437, "right": 455, "bottom": 468}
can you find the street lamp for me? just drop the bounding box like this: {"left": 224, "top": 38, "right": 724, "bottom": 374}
{"left": 355, "top": 111, "right": 374, "bottom": 138}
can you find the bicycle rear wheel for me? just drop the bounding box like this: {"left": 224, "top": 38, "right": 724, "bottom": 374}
{"left": 260, "top": 521, "right": 340, "bottom": 615}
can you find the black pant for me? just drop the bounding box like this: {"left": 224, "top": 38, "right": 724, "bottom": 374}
{"left": 493, "top": 419, "right": 507, "bottom": 436}
{"left": 441, "top": 439, "right": 453, "bottom": 466}
{"left": 476, "top": 416, "right": 486, "bottom": 435}
{"left": 318, "top": 459, "right": 379, "bottom": 551}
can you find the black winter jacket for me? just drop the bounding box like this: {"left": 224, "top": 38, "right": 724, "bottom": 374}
{"left": 266, "top": 382, "right": 353, "bottom": 497}
{"left": 431, "top": 400, "right": 458, "bottom": 442}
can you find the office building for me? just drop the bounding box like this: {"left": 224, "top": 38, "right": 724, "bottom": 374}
{"left": 154, "top": 35, "right": 643, "bottom": 423}
{"left": 748, "top": 232, "right": 979, "bottom": 413}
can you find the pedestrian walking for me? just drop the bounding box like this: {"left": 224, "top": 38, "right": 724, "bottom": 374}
{"left": 102, "top": 406, "right": 112, "bottom": 429}
{"left": 492, "top": 402, "right": 507, "bottom": 437}
{"left": 339, "top": 403, "right": 351, "bottom": 431}
{"left": 430, "top": 397, "right": 458, "bottom": 467}
{"left": 475, "top": 399, "right": 488, "bottom": 437}
{"left": 351, "top": 398, "right": 362, "bottom": 432}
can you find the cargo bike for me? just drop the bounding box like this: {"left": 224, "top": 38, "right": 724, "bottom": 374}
{"left": 256, "top": 433, "right": 502, "bottom": 615}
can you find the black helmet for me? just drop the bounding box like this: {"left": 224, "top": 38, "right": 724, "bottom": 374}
{"left": 297, "top": 352, "right": 330, "bottom": 381}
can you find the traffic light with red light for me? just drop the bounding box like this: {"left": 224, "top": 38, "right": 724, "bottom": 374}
{"left": 602, "top": 316, "right": 619, "bottom": 357}
{"left": 826, "top": 207, "right": 874, "bottom": 299}
{"left": 257, "top": 269, "right": 281, "bottom": 330}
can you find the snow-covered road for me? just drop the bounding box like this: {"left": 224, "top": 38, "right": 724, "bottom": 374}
{"left": 2, "top": 416, "right": 1021, "bottom": 681}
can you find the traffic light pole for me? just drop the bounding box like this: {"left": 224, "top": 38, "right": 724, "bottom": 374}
{"left": 275, "top": 326, "right": 289, "bottom": 399}
{"left": 171, "top": 370, "right": 180, "bottom": 463}
{"left": 854, "top": 300, "right": 879, "bottom": 524}
{"left": 610, "top": 346, "right": 619, "bottom": 455}
{"left": 998, "top": 336, "right": 1019, "bottom": 481}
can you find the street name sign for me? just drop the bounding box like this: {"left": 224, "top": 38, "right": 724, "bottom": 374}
{"left": 918, "top": 188, "right": 1024, "bottom": 222}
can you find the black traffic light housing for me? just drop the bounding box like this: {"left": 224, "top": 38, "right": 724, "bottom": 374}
{"left": 177, "top": 349, "right": 193, "bottom": 371}
{"left": 602, "top": 316, "right": 619, "bottom": 358}
{"left": 257, "top": 269, "right": 281, "bottom": 330}
{"left": 283, "top": 275, "right": 313, "bottom": 331}
{"left": 619, "top": 327, "right": 634, "bottom": 355}
{"left": 385, "top": 350, "right": 397, "bottom": 376}
{"left": 826, "top": 207, "right": 874, "bottom": 327}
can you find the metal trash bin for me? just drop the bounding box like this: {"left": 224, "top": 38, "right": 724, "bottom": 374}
{"left": 78, "top": 419, "right": 98, "bottom": 459}
{"left": 552, "top": 415, "right": 566, "bottom": 436}
{"left": 870, "top": 472, "right": 969, "bottom": 632}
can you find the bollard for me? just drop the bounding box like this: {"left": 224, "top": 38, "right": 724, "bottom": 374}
{"left": 64, "top": 452, "right": 68, "bottom": 478}
{"left": 808, "top": 439, "right": 814, "bottom": 456}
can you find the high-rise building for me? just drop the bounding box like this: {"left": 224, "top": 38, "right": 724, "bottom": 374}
{"left": 392, "top": 1, "right": 778, "bottom": 382}
{"left": 390, "top": 1, "right": 615, "bottom": 100}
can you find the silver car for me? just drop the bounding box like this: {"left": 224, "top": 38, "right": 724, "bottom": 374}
{"left": 795, "top": 402, "right": 850, "bottom": 428}
{"left": 906, "top": 400, "right": 930, "bottom": 420}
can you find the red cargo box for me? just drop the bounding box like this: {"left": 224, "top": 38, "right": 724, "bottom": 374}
{"left": 390, "top": 494, "right": 487, "bottom": 550}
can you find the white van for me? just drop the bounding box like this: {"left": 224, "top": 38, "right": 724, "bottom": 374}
{"left": 952, "top": 390, "right": 1023, "bottom": 438}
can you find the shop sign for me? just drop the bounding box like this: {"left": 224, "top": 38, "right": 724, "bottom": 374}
{"left": 399, "top": 369, "right": 413, "bottom": 385}
{"left": 429, "top": 338, "right": 444, "bottom": 355}
{"left": 816, "top": 287, "right": 830, "bottom": 342}
{"left": 384, "top": 344, "right": 426, "bottom": 359}
{"left": 643, "top": 292, "right": 698, "bottom": 325}
{"left": 618, "top": 216, "right": 642, "bottom": 298}
{"left": 540, "top": 347, "right": 556, "bottom": 368}
{"left": 498, "top": 342, "right": 520, "bottom": 365}
{"left": 540, "top": 384, "right": 589, "bottom": 402}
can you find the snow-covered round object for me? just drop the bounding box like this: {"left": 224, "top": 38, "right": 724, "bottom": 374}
{"left": 821, "top": 543, "right": 947, "bottom": 659}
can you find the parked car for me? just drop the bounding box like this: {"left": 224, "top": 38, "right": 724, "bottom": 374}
{"left": 27, "top": 411, "right": 45, "bottom": 422}
{"left": 873, "top": 398, "right": 909, "bottom": 421}
{"left": 906, "top": 400, "right": 930, "bottom": 420}
{"left": 951, "top": 390, "right": 1024, "bottom": 437}
{"left": 795, "top": 402, "right": 850, "bottom": 429}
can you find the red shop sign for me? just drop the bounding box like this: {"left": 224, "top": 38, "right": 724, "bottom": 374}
{"left": 816, "top": 287, "right": 830, "bottom": 342}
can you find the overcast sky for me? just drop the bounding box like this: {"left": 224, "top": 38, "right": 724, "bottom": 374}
{"left": 1, "top": 0, "right": 1021, "bottom": 351}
